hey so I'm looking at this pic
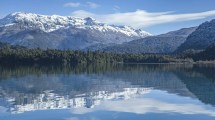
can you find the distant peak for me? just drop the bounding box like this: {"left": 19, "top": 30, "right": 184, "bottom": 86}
{"left": 10, "top": 12, "right": 27, "bottom": 15}
{"left": 9, "top": 12, "right": 36, "bottom": 17}
{"left": 0, "top": 12, "right": 151, "bottom": 37}
{"left": 84, "top": 17, "right": 95, "bottom": 21}
{"left": 84, "top": 17, "right": 98, "bottom": 25}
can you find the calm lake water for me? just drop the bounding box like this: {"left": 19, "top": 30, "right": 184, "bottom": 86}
{"left": 0, "top": 64, "right": 215, "bottom": 120}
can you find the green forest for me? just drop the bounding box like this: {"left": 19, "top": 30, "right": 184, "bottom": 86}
{"left": 0, "top": 42, "right": 214, "bottom": 65}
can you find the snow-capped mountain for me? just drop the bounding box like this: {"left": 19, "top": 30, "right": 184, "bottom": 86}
{"left": 0, "top": 12, "right": 151, "bottom": 49}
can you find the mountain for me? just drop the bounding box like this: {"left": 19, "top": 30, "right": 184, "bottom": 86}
{"left": 0, "top": 12, "right": 151, "bottom": 50}
{"left": 98, "top": 27, "right": 196, "bottom": 54}
{"left": 176, "top": 19, "right": 215, "bottom": 52}
{"left": 192, "top": 43, "right": 215, "bottom": 61}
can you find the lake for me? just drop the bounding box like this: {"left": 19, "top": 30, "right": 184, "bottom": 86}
{"left": 0, "top": 64, "right": 215, "bottom": 120}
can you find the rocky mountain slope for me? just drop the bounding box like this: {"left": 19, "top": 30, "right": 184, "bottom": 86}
{"left": 99, "top": 27, "right": 196, "bottom": 54}
{"left": 0, "top": 12, "right": 151, "bottom": 50}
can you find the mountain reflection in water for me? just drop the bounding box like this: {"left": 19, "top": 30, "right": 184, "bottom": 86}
{"left": 0, "top": 64, "right": 215, "bottom": 120}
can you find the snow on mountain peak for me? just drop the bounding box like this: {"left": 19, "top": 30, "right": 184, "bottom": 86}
{"left": 84, "top": 17, "right": 98, "bottom": 25}
{"left": 0, "top": 12, "right": 151, "bottom": 37}
{"left": 0, "top": 12, "right": 152, "bottom": 50}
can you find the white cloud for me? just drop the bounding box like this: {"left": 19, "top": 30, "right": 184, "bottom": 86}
{"left": 71, "top": 10, "right": 215, "bottom": 28}
{"left": 71, "top": 10, "right": 96, "bottom": 18}
{"left": 70, "top": 97, "right": 215, "bottom": 117}
{"left": 64, "top": 2, "right": 80, "bottom": 7}
{"left": 86, "top": 2, "right": 100, "bottom": 9}
{"left": 63, "top": 2, "right": 100, "bottom": 9}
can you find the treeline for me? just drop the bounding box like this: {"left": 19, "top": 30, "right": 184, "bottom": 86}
{"left": 0, "top": 43, "right": 191, "bottom": 65}
{"left": 177, "top": 43, "right": 215, "bottom": 62}
{"left": 192, "top": 44, "right": 215, "bottom": 61}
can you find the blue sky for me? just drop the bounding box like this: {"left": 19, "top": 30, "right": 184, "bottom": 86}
{"left": 1, "top": 0, "right": 215, "bottom": 34}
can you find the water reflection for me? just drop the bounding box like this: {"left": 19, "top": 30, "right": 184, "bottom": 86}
{"left": 0, "top": 64, "right": 215, "bottom": 120}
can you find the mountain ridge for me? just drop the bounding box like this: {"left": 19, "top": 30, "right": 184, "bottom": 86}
{"left": 98, "top": 27, "right": 197, "bottom": 54}
{"left": 0, "top": 12, "right": 151, "bottom": 50}
{"left": 1, "top": 12, "right": 215, "bottom": 55}
{"left": 176, "top": 19, "right": 215, "bottom": 52}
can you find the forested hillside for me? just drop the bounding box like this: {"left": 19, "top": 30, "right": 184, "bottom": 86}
{"left": 192, "top": 44, "right": 215, "bottom": 61}
{"left": 0, "top": 42, "right": 190, "bottom": 65}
